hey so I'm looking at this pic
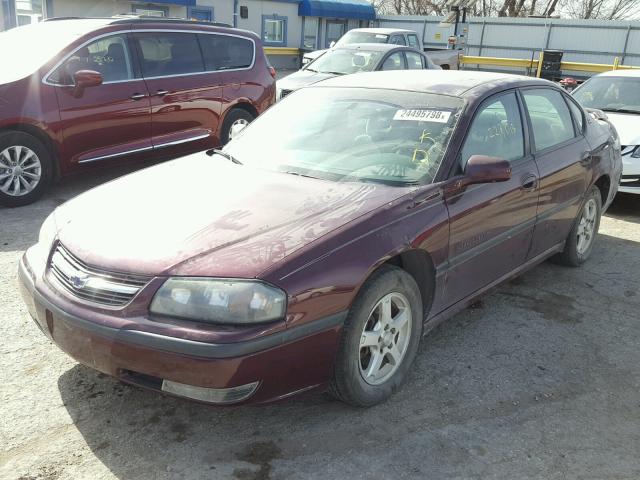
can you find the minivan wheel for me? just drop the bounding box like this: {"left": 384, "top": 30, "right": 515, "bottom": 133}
{"left": 221, "top": 109, "right": 255, "bottom": 145}
{"left": 553, "top": 185, "right": 602, "bottom": 267}
{"left": 0, "top": 131, "right": 52, "bottom": 207}
{"left": 329, "top": 265, "right": 423, "bottom": 407}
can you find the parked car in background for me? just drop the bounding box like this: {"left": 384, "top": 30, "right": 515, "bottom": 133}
{"left": 0, "top": 17, "right": 276, "bottom": 207}
{"left": 301, "top": 28, "right": 460, "bottom": 70}
{"left": 19, "top": 71, "right": 621, "bottom": 407}
{"left": 277, "top": 44, "right": 439, "bottom": 100}
{"left": 572, "top": 70, "right": 640, "bottom": 194}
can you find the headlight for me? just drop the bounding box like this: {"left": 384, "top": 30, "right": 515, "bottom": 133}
{"left": 38, "top": 212, "right": 57, "bottom": 248}
{"left": 150, "top": 278, "right": 286, "bottom": 324}
{"left": 632, "top": 146, "right": 640, "bottom": 158}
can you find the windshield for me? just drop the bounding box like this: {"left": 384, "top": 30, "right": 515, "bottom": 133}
{"left": 0, "top": 21, "right": 104, "bottom": 84}
{"left": 307, "top": 49, "right": 384, "bottom": 75}
{"left": 573, "top": 76, "right": 640, "bottom": 114}
{"left": 337, "top": 31, "right": 389, "bottom": 45}
{"left": 225, "top": 88, "right": 463, "bottom": 186}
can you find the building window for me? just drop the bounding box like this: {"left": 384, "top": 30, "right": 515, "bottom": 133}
{"left": 325, "top": 20, "right": 346, "bottom": 48}
{"left": 302, "top": 17, "right": 318, "bottom": 50}
{"left": 188, "top": 6, "right": 213, "bottom": 22}
{"left": 132, "top": 4, "right": 168, "bottom": 17}
{"left": 262, "top": 15, "right": 287, "bottom": 46}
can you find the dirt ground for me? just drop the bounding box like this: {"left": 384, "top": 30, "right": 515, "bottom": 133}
{"left": 1, "top": 164, "right": 639, "bottom": 480}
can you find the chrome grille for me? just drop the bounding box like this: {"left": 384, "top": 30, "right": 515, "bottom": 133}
{"left": 48, "top": 244, "right": 151, "bottom": 306}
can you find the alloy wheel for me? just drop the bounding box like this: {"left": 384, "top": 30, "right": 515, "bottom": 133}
{"left": 576, "top": 198, "right": 597, "bottom": 255}
{"left": 0, "top": 145, "right": 42, "bottom": 197}
{"left": 358, "top": 292, "right": 412, "bottom": 386}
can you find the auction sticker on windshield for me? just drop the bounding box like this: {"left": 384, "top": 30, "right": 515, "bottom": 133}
{"left": 394, "top": 109, "right": 452, "bottom": 123}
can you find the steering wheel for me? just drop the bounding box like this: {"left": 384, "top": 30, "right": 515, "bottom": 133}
{"left": 391, "top": 138, "right": 436, "bottom": 157}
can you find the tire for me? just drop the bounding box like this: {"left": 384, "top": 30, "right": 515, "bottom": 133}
{"left": 220, "top": 108, "right": 255, "bottom": 145}
{"left": 329, "top": 265, "right": 423, "bottom": 407}
{"left": 0, "top": 131, "right": 52, "bottom": 207}
{"left": 553, "top": 185, "right": 602, "bottom": 267}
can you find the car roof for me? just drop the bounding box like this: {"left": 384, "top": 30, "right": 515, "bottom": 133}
{"left": 42, "top": 16, "right": 232, "bottom": 30}
{"left": 592, "top": 69, "right": 640, "bottom": 78}
{"left": 313, "top": 70, "right": 555, "bottom": 97}
{"left": 333, "top": 43, "right": 416, "bottom": 53}
{"left": 347, "top": 28, "right": 415, "bottom": 35}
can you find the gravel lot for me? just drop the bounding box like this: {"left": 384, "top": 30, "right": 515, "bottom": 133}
{"left": 1, "top": 164, "right": 639, "bottom": 480}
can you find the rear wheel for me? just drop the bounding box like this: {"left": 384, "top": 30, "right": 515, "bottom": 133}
{"left": 220, "top": 109, "right": 255, "bottom": 145}
{"left": 553, "top": 185, "right": 602, "bottom": 266}
{"left": 329, "top": 266, "right": 423, "bottom": 407}
{"left": 0, "top": 131, "right": 52, "bottom": 207}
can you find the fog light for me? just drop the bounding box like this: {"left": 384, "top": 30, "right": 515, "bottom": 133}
{"left": 161, "top": 379, "right": 259, "bottom": 404}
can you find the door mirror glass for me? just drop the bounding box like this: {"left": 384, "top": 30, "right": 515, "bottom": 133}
{"left": 464, "top": 155, "right": 511, "bottom": 185}
{"left": 72, "top": 70, "right": 103, "bottom": 96}
{"left": 230, "top": 121, "right": 248, "bottom": 139}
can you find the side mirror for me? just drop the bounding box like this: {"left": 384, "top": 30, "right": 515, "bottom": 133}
{"left": 329, "top": 41, "right": 336, "bottom": 48}
{"left": 73, "top": 70, "right": 103, "bottom": 96}
{"left": 229, "top": 121, "right": 248, "bottom": 139}
{"left": 463, "top": 155, "right": 511, "bottom": 185}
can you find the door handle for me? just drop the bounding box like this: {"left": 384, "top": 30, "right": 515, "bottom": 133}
{"left": 156, "top": 90, "right": 169, "bottom": 96}
{"left": 521, "top": 174, "right": 538, "bottom": 191}
{"left": 130, "top": 93, "right": 147, "bottom": 101}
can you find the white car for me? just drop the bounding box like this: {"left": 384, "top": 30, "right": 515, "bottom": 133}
{"left": 573, "top": 70, "right": 640, "bottom": 194}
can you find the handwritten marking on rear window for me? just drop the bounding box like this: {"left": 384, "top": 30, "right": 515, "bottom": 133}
{"left": 394, "top": 109, "right": 451, "bottom": 123}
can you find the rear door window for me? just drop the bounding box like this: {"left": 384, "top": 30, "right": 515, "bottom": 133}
{"left": 134, "top": 32, "right": 204, "bottom": 77}
{"left": 522, "top": 88, "right": 576, "bottom": 151}
{"left": 198, "top": 34, "right": 254, "bottom": 71}
{"left": 51, "top": 34, "right": 134, "bottom": 85}
{"left": 405, "top": 51, "right": 425, "bottom": 69}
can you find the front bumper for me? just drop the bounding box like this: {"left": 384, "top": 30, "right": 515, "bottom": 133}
{"left": 18, "top": 254, "right": 345, "bottom": 404}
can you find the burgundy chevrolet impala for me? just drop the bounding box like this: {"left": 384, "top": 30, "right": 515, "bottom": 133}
{"left": 19, "top": 71, "right": 622, "bottom": 406}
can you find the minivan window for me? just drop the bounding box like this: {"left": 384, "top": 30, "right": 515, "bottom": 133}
{"left": 198, "top": 34, "right": 254, "bottom": 71}
{"left": 135, "top": 32, "right": 204, "bottom": 77}
{"left": 50, "top": 34, "right": 134, "bottom": 84}
{"left": 523, "top": 89, "right": 575, "bottom": 151}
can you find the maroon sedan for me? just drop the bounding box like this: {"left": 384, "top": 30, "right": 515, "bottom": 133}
{"left": 0, "top": 17, "right": 275, "bottom": 206}
{"left": 19, "top": 71, "right": 622, "bottom": 406}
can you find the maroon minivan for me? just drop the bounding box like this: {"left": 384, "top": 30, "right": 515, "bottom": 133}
{"left": 0, "top": 17, "right": 276, "bottom": 206}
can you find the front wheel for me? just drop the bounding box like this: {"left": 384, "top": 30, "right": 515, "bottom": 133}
{"left": 329, "top": 266, "right": 423, "bottom": 407}
{"left": 553, "top": 185, "right": 602, "bottom": 266}
{"left": 0, "top": 131, "right": 52, "bottom": 207}
{"left": 220, "top": 109, "right": 255, "bottom": 145}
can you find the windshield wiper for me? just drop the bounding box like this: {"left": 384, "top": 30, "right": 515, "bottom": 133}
{"left": 209, "top": 149, "right": 243, "bottom": 165}
{"left": 601, "top": 107, "right": 640, "bottom": 114}
{"left": 283, "top": 170, "right": 319, "bottom": 180}
{"left": 305, "top": 67, "right": 318, "bottom": 72}
{"left": 323, "top": 71, "right": 346, "bottom": 76}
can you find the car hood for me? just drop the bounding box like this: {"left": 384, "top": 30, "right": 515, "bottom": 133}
{"left": 278, "top": 70, "right": 339, "bottom": 91}
{"left": 604, "top": 112, "right": 640, "bottom": 146}
{"left": 54, "top": 153, "right": 406, "bottom": 278}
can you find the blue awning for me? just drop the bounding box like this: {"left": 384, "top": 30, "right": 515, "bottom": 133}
{"left": 299, "top": 0, "right": 376, "bottom": 20}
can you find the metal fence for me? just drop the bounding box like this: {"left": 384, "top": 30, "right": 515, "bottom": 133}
{"left": 376, "top": 14, "right": 640, "bottom": 77}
